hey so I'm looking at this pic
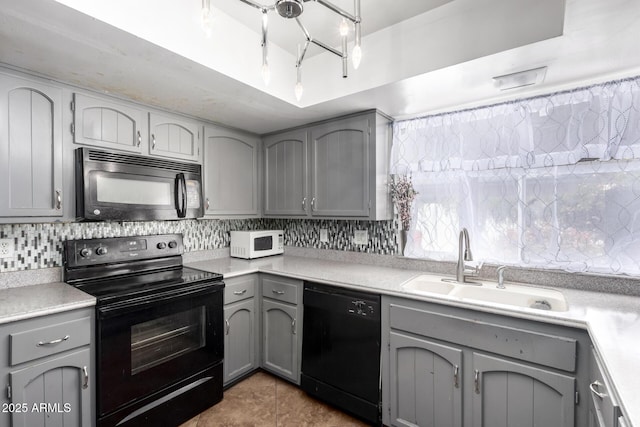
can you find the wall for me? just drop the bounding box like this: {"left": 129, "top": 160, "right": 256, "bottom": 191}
{"left": 0, "top": 219, "right": 398, "bottom": 273}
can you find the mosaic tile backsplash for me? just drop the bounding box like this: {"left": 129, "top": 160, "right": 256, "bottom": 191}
{"left": 0, "top": 219, "right": 398, "bottom": 272}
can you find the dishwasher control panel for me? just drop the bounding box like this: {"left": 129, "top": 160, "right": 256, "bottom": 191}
{"left": 349, "top": 300, "right": 376, "bottom": 317}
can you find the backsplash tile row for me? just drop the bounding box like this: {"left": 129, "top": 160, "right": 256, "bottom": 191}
{"left": 0, "top": 219, "right": 398, "bottom": 272}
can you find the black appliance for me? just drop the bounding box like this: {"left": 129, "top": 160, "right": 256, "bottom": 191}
{"left": 301, "top": 282, "right": 381, "bottom": 426}
{"left": 75, "top": 147, "right": 204, "bottom": 221}
{"left": 63, "top": 234, "right": 224, "bottom": 427}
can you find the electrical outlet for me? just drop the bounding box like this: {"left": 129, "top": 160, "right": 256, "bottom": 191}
{"left": 353, "top": 230, "right": 368, "bottom": 245}
{"left": 320, "top": 229, "right": 328, "bottom": 243}
{"left": 0, "top": 239, "right": 15, "bottom": 259}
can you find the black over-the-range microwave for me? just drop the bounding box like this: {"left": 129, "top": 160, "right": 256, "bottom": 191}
{"left": 75, "top": 147, "right": 204, "bottom": 221}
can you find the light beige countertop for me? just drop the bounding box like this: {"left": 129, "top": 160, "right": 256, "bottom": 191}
{"left": 187, "top": 254, "right": 640, "bottom": 427}
{"left": 0, "top": 281, "right": 96, "bottom": 325}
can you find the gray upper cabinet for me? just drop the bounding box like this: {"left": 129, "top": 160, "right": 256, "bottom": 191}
{"left": 263, "top": 129, "right": 308, "bottom": 216}
{"left": 0, "top": 74, "right": 63, "bottom": 218}
{"left": 203, "top": 125, "right": 260, "bottom": 217}
{"left": 71, "top": 92, "right": 147, "bottom": 153}
{"left": 309, "top": 115, "right": 370, "bottom": 217}
{"left": 263, "top": 110, "right": 392, "bottom": 220}
{"left": 149, "top": 112, "right": 201, "bottom": 162}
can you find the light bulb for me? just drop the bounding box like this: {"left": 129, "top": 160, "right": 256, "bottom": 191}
{"left": 201, "top": 6, "right": 213, "bottom": 38}
{"left": 261, "top": 63, "right": 271, "bottom": 86}
{"left": 352, "top": 44, "right": 362, "bottom": 70}
{"left": 295, "top": 81, "right": 304, "bottom": 101}
{"left": 339, "top": 18, "right": 349, "bottom": 37}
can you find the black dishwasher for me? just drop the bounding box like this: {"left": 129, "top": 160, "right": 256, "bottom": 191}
{"left": 301, "top": 281, "right": 381, "bottom": 426}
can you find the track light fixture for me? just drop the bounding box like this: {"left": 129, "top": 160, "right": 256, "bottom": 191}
{"left": 201, "top": 0, "right": 362, "bottom": 101}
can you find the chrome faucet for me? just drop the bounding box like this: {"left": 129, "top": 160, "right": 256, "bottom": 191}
{"left": 456, "top": 228, "right": 479, "bottom": 283}
{"left": 496, "top": 266, "right": 507, "bottom": 289}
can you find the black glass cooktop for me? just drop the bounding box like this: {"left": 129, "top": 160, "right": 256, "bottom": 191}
{"left": 72, "top": 266, "right": 223, "bottom": 302}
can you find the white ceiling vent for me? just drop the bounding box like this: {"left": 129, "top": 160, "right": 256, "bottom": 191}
{"left": 492, "top": 66, "right": 547, "bottom": 91}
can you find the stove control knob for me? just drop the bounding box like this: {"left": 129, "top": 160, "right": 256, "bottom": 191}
{"left": 95, "top": 246, "right": 108, "bottom": 256}
{"left": 168, "top": 240, "right": 178, "bottom": 249}
{"left": 79, "top": 248, "right": 92, "bottom": 258}
{"left": 157, "top": 242, "right": 167, "bottom": 250}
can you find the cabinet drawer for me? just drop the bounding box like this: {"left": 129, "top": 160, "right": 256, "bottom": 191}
{"left": 589, "top": 347, "right": 620, "bottom": 426}
{"left": 262, "top": 276, "right": 299, "bottom": 305}
{"left": 10, "top": 317, "right": 91, "bottom": 365}
{"left": 224, "top": 276, "right": 256, "bottom": 305}
{"left": 389, "top": 303, "right": 577, "bottom": 372}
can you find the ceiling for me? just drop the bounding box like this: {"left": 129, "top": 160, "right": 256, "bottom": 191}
{"left": 0, "top": 0, "right": 639, "bottom": 135}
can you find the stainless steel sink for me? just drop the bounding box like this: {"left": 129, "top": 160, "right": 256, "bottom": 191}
{"left": 400, "top": 274, "right": 568, "bottom": 311}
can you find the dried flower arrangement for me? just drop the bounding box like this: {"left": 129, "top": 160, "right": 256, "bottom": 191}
{"left": 390, "top": 174, "right": 418, "bottom": 230}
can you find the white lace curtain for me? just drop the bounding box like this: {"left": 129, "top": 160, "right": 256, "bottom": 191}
{"left": 391, "top": 77, "right": 640, "bottom": 275}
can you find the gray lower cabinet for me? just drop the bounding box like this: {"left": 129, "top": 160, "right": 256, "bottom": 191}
{"left": 71, "top": 92, "right": 147, "bottom": 153}
{"left": 0, "top": 72, "right": 63, "bottom": 218}
{"left": 260, "top": 275, "right": 302, "bottom": 384}
{"left": 203, "top": 126, "right": 260, "bottom": 217}
{"left": 389, "top": 331, "right": 463, "bottom": 427}
{"left": 0, "top": 308, "right": 94, "bottom": 427}
{"left": 9, "top": 348, "right": 91, "bottom": 427}
{"left": 588, "top": 347, "right": 623, "bottom": 427}
{"left": 263, "top": 110, "right": 392, "bottom": 220}
{"left": 382, "top": 296, "right": 590, "bottom": 427}
{"left": 223, "top": 275, "right": 259, "bottom": 386}
{"left": 472, "top": 352, "right": 575, "bottom": 427}
{"left": 148, "top": 112, "right": 201, "bottom": 162}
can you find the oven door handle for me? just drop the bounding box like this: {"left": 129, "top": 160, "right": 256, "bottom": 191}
{"left": 98, "top": 282, "right": 222, "bottom": 318}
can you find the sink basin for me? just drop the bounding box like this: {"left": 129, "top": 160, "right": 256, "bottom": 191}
{"left": 400, "top": 274, "right": 457, "bottom": 295}
{"left": 400, "top": 274, "right": 568, "bottom": 311}
{"left": 450, "top": 284, "right": 567, "bottom": 311}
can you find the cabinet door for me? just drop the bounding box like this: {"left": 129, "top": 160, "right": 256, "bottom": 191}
{"left": 10, "top": 348, "right": 91, "bottom": 427}
{"left": 309, "top": 115, "right": 370, "bottom": 217}
{"left": 0, "top": 75, "right": 63, "bottom": 217}
{"left": 263, "top": 129, "right": 308, "bottom": 216}
{"left": 472, "top": 352, "right": 575, "bottom": 427}
{"left": 203, "top": 126, "right": 260, "bottom": 216}
{"left": 389, "top": 332, "right": 463, "bottom": 427}
{"left": 149, "top": 112, "right": 201, "bottom": 161}
{"left": 72, "top": 92, "right": 147, "bottom": 153}
{"left": 224, "top": 298, "right": 257, "bottom": 385}
{"left": 262, "top": 299, "right": 298, "bottom": 383}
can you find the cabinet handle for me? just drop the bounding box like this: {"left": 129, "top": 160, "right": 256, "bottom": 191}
{"left": 205, "top": 198, "right": 210, "bottom": 211}
{"left": 454, "top": 365, "right": 459, "bottom": 388}
{"left": 82, "top": 366, "right": 89, "bottom": 389}
{"left": 225, "top": 319, "right": 230, "bottom": 335}
{"left": 137, "top": 130, "right": 141, "bottom": 147}
{"left": 302, "top": 197, "right": 307, "bottom": 211}
{"left": 152, "top": 134, "right": 156, "bottom": 149}
{"left": 474, "top": 370, "right": 480, "bottom": 394}
{"left": 291, "top": 318, "right": 296, "bottom": 335}
{"left": 233, "top": 289, "right": 247, "bottom": 295}
{"left": 311, "top": 197, "right": 316, "bottom": 211}
{"left": 55, "top": 189, "right": 62, "bottom": 210}
{"left": 589, "top": 380, "right": 607, "bottom": 399}
{"left": 37, "top": 335, "right": 69, "bottom": 347}
{"left": 272, "top": 289, "right": 285, "bottom": 295}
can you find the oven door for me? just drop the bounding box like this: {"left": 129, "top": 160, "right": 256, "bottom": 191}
{"left": 96, "top": 282, "right": 223, "bottom": 417}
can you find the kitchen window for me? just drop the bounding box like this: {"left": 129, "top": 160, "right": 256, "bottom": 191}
{"left": 392, "top": 76, "right": 640, "bottom": 275}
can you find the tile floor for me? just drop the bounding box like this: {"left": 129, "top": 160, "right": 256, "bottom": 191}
{"left": 179, "top": 371, "right": 370, "bottom": 427}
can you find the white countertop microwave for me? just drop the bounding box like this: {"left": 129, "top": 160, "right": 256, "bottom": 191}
{"left": 230, "top": 230, "right": 284, "bottom": 259}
